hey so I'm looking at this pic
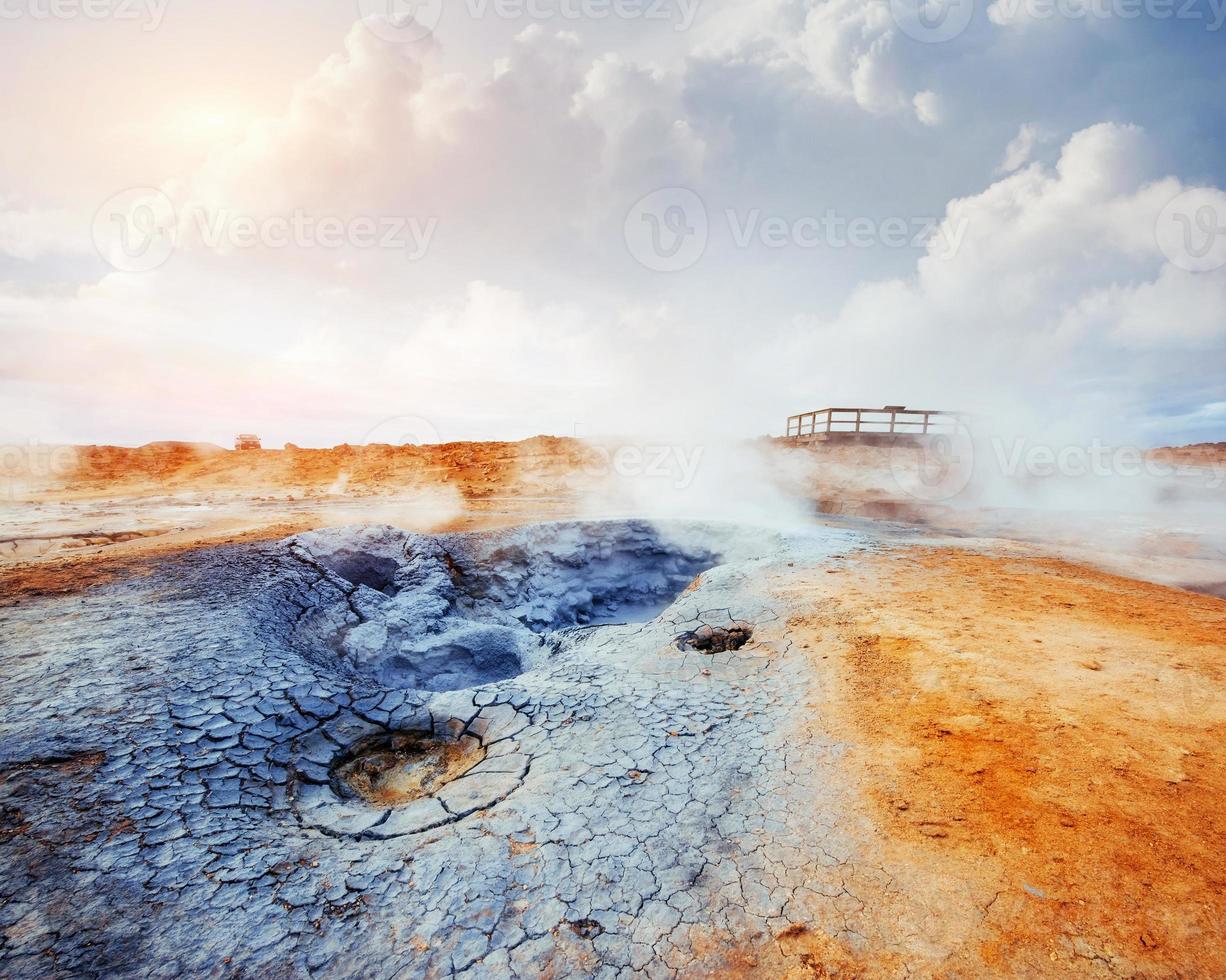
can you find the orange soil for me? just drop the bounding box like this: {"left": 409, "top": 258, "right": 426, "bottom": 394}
{"left": 4, "top": 437, "right": 1225, "bottom": 974}
{"left": 0, "top": 521, "right": 315, "bottom": 606}
{"left": 336, "top": 733, "right": 486, "bottom": 808}
{"left": 12, "top": 436, "right": 598, "bottom": 501}
{"left": 771, "top": 549, "right": 1226, "bottom": 977}
{"left": 0, "top": 437, "right": 603, "bottom": 598}
{"left": 1148, "top": 442, "right": 1226, "bottom": 467}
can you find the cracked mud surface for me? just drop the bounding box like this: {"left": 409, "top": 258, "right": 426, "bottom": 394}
{"left": 0, "top": 519, "right": 877, "bottom": 977}
{"left": 3, "top": 519, "right": 1223, "bottom": 977}
{"left": 333, "top": 730, "right": 486, "bottom": 808}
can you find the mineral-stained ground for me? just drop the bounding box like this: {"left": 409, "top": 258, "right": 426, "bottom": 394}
{"left": 2, "top": 510, "right": 1224, "bottom": 977}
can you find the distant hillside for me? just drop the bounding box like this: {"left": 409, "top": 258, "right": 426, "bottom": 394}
{"left": 6, "top": 436, "right": 599, "bottom": 501}
{"left": 1148, "top": 443, "right": 1226, "bottom": 466}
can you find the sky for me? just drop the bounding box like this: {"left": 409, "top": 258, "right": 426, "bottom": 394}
{"left": 1, "top": 0, "right": 1224, "bottom": 448}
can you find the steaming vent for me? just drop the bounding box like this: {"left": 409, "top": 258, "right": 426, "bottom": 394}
{"left": 285, "top": 520, "right": 751, "bottom": 692}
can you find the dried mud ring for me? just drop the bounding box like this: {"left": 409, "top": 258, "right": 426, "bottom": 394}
{"left": 332, "top": 731, "right": 487, "bottom": 807}
{"left": 675, "top": 621, "right": 754, "bottom": 653}
{"left": 290, "top": 702, "right": 531, "bottom": 839}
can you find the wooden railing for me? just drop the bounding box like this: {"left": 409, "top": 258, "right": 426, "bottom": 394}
{"left": 786, "top": 407, "right": 964, "bottom": 440}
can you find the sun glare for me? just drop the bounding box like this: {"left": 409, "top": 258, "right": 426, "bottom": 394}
{"left": 171, "top": 106, "right": 248, "bottom": 146}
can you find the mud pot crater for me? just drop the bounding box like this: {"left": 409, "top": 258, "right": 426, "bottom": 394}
{"left": 331, "top": 730, "right": 486, "bottom": 808}
{"left": 290, "top": 702, "right": 534, "bottom": 838}
{"left": 276, "top": 520, "right": 778, "bottom": 837}
{"left": 285, "top": 520, "right": 752, "bottom": 692}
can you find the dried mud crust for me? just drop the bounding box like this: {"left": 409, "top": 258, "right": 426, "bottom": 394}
{"left": 333, "top": 731, "right": 485, "bottom": 807}
{"left": 13, "top": 522, "right": 1217, "bottom": 977}
{"left": 0, "top": 519, "right": 880, "bottom": 978}
{"left": 779, "top": 548, "right": 1226, "bottom": 978}
{"left": 291, "top": 703, "right": 534, "bottom": 839}
{"left": 674, "top": 622, "right": 754, "bottom": 653}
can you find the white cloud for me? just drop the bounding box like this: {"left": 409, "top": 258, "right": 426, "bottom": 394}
{"left": 2, "top": 7, "right": 1225, "bottom": 447}
{"left": 1066, "top": 265, "right": 1226, "bottom": 349}
{"left": 789, "top": 0, "right": 933, "bottom": 116}
{"left": 689, "top": 0, "right": 946, "bottom": 121}
{"left": 770, "top": 123, "right": 1226, "bottom": 439}
{"left": 913, "top": 90, "right": 942, "bottom": 126}
{"left": 987, "top": 0, "right": 1095, "bottom": 27}
{"left": 574, "top": 55, "right": 706, "bottom": 190}
{"left": 0, "top": 201, "right": 91, "bottom": 261}
{"left": 997, "top": 122, "right": 1038, "bottom": 173}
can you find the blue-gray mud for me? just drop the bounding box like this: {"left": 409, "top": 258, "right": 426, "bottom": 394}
{"left": 0, "top": 519, "right": 880, "bottom": 978}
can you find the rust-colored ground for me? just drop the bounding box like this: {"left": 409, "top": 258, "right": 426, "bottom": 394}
{"left": 1148, "top": 442, "right": 1226, "bottom": 467}
{"left": 335, "top": 733, "right": 486, "bottom": 808}
{"left": 770, "top": 549, "right": 1226, "bottom": 977}
{"left": 11, "top": 436, "right": 597, "bottom": 500}
{"left": 0, "top": 438, "right": 601, "bottom": 598}
{"left": 4, "top": 438, "right": 1225, "bottom": 976}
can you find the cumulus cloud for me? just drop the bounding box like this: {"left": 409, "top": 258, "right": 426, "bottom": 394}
{"left": 180, "top": 21, "right": 701, "bottom": 257}
{"left": 701, "top": 0, "right": 946, "bottom": 121}
{"left": 574, "top": 54, "right": 706, "bottom": 191}
{"left": 996, "top": 122, "right": 1039, "bottom": 173}
{"left": 769, "top": 123, "right": 1226, "bottom": 441}
{"left": 189, "top": 21, "right": 442, "bottom": 217}
{"left": 912, "top": 90, "right": 943, "bottom": 126}
{"left": 0, "top": 200, "right": 92, "bottom": 261}
{"left": 2, "top": 6, "right": 1225, "bottom": 448}
{"left": 793, "top": 0, "right": 908, "bottom": 112}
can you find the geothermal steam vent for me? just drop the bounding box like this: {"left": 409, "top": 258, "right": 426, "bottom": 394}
{"left": 4, "top": 514, "right": 867, "bottom": 975}
{"left": 290, "top": 521, "right": 720, "bottom": 689}
{"left": 279, "top": 520, "right": 732, "bottom": 837}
